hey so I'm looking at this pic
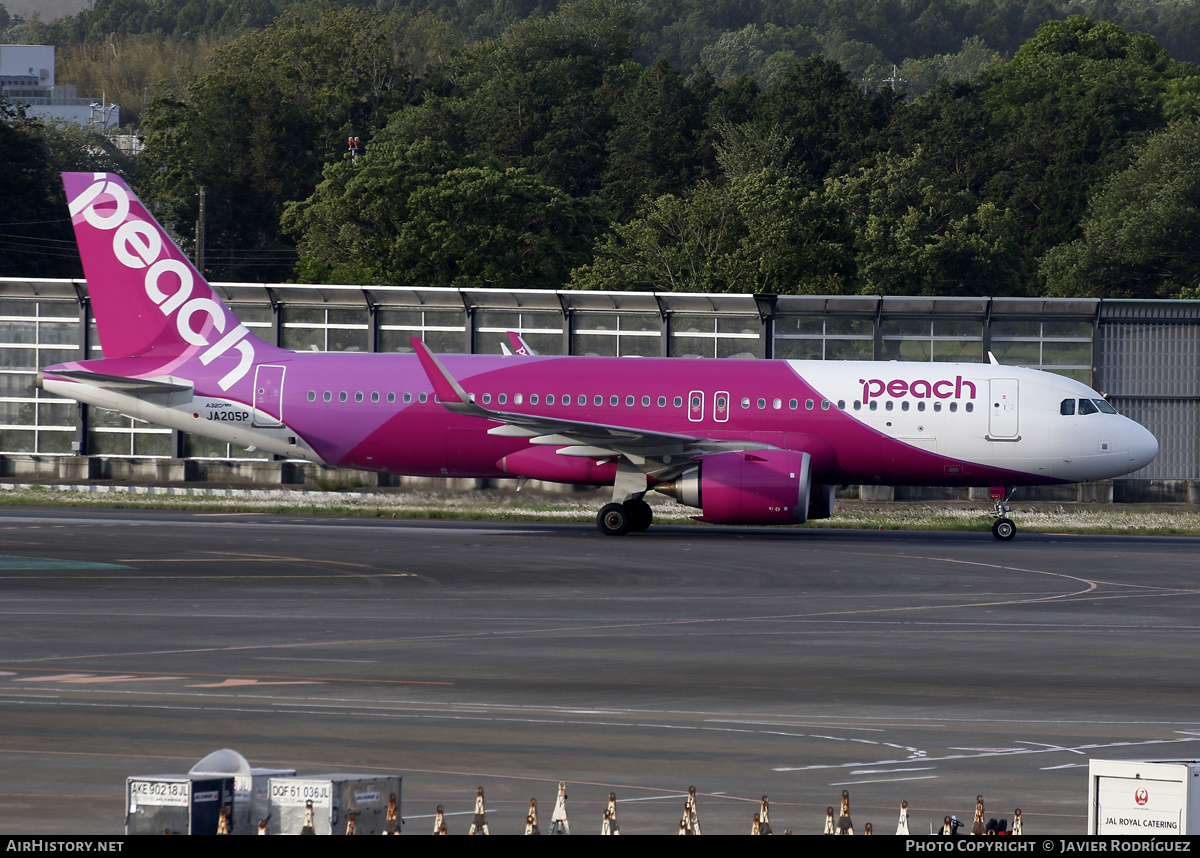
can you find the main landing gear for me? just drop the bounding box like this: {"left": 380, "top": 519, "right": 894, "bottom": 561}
{"left": 596, "top": 498, "right": 653, "bottom": 536}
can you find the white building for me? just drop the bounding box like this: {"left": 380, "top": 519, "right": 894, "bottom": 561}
{"left": 0, "top": 44, "right": 119, "bottom": 129}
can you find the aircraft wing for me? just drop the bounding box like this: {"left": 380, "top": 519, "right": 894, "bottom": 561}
{"left": 410, "top": 339, "right": 775, "bottom": 470}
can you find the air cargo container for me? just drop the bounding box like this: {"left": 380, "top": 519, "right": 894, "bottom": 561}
{"left": 268, "top": 774, "right": 401, "bottom": 835}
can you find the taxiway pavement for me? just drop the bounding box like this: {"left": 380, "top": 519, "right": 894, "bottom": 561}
{"left": 1, "top": 508, "right": 1197, "bottom": 835}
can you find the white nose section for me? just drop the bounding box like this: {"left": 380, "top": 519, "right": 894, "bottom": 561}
{"left": 1127, "top": 422, "right": 1159, "bottom": 472}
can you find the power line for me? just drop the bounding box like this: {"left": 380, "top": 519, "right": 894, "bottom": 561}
{"left": 0, "top": 232, "right": 79, "bottom": 248}
{"left": 0, "top": 219, "right": 75, "bottom": 227}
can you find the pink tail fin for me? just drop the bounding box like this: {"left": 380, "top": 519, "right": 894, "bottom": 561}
{"left": 63, "top": 173, "right": 276, "bottom": 391}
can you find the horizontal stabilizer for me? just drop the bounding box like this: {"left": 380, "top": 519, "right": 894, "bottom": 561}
{"left": 40, "top": 369, "right": 193, "bottom": 396}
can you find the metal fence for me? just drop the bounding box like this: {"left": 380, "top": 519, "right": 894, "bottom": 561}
{"left": 1, "top": 278, "right": 1192, "bottom": 480}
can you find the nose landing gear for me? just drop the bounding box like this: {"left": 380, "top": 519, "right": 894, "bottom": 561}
{"left": 991, "top": 496, "right": 1016, "bottom": 541}
{"left": 991, "top": 515, "right": 1016, "bottom": 541}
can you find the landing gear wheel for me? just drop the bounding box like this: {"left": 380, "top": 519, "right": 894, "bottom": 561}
{"left": 623, "top": 499, "right": 653, "bottom": 532}
{"left": 597, "top": 502, "right": 631, "bottom": 536}
{"left": 992, "top": 518, "right": 1016, "bottom": 541}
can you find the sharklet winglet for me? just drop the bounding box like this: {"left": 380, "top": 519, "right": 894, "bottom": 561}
{"left": 410, "top": 338, "right": 466, "bottom": 402}
{"left": 409, "top": 337, "right": 491, "bottom": 418}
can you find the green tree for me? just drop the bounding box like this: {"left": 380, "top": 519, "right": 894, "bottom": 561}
{"left": 698, "top": 23, "right": 815, "bottom": 86}
{"left": 752, "top": 55, "right": 895, "bottom": 183}
{"left": 571, "top": 169, "right": 856, "bottom": 294}
{"left": 979, "top": 17, "right": 1178, "bottom": 262}
{"left": 0, "top": 113, "right": 134, "bottom": 278}
{"left": 1041, "top": 118, "right": 1200, "bottom": 298}
{"left": 283, "top": 138, "right": 610, "bottom": 290}
{"left": 601, "top": 60, "right": 714, "bottom": 217}
{"left": 827, "top": 148, "right": 1025, "bottom": 296}
{"left": 136, "top": 6, "right": 454, "bottom": 280}
{"left": 448, "top": 0, "right": 638, "bottom": 196}
{"left": 0, "top": 116, "right": 77, "bottom": 278}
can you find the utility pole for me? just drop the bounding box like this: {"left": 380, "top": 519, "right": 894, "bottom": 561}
{"left": 195, "top": 186, "right": 206, "bottom": 275}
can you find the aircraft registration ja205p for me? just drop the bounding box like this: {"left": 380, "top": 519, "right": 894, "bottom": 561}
{"left": 39, "top": 173, "right": 1159, "bottom": 540}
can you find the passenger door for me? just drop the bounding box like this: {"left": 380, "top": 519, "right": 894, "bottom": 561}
{"left": 988, "top": 378, "right": 1019, "bottom": 439}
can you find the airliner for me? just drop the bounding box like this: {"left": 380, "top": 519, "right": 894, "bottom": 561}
{"left": 38, "top": 173, "right": 1159, "bottom": 540}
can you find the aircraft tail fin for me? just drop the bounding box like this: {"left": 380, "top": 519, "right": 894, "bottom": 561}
{"left": 62, "top": 173, "right": 278, "bottom": 391}
{"left": 506, "top": 331, "right": 537, "bottom": 356}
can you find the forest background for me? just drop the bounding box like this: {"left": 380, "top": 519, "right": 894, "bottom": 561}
{"left": 2, "top": 0, "right": 1199, "bottom": 301}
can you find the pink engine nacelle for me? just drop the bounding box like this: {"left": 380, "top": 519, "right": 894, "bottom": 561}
{"left": 497, "top": 446, "right": 618, "bottom": 485}
{"left": 657, "top": 450, "right": 831, "bottom": 525}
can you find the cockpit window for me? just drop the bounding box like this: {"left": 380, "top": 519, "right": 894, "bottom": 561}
{"left": 1060, "top": 399, "right": 1075, "bottom": 415}
{"left": 1094, "top": 398, "right": 1117, "bottom": 414}
{"left": 1078, "top": 398, "right": 1099, "bottom": 415}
